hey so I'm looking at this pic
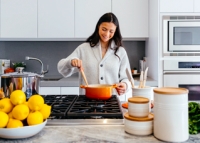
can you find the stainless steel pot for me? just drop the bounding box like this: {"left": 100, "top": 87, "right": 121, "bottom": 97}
{"left": 0, "top": 68, "right": 41, "bottom": 99}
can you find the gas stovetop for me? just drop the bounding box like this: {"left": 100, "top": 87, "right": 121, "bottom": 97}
{"left": 42, "top": 95, "right": 124, "bottom": 125}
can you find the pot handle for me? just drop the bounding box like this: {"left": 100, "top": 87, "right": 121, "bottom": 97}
{"left": 80, "top": 85, "right": 87, "bottom": 88}
{"left": 112, "top": 84, "right": 118, "bottom": 88}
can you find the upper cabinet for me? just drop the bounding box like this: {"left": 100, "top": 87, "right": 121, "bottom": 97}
{"left": 112, "top": 0, "right": 148, "bottom": 38}
{"left": 160, "top": 0, "right": 198, "bottom": 13}
{"left": 194, "top": 0, "right": 200, "bottom": 12}
{"left": 0, "top": 0, "right": 37, "bottom": 38}
{"left": 0, "top": 0, "right": 149, "bottom": 40}
{"left": 38, "top": 0, "right": 74, "bottom": 38}
{"left": 74, "top": 0, "right": 111, "bottom": 38}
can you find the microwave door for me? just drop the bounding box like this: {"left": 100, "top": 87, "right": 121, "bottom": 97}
{"left": 168, "top": 21, "right": 200, "bottom": 52}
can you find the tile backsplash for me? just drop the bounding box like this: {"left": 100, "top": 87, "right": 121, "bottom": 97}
{"left": 0, "top": 41, "right": 145, "bottom": 76}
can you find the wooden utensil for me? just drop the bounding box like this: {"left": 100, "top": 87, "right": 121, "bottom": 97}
{"left": 138, "top": 71, "right": 144, "bottom": 88}
{"left": 142, "top": 67, "right": 148, "bottom": 88}
{"left": 126, "top": 68, "right": 134, "bottom": 88}
{"left": 80, "top": 68, "right": 88, "bottom": 86}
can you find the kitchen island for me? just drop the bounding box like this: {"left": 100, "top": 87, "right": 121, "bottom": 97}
{"left": 0, "top": 125, "right": 199, "bottom": 143}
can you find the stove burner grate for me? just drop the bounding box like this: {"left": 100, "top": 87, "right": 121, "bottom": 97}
{"left": 42, "top": 95, "right": 78, "bottom": 118}
{"left": 67, "top": 95, "right": 123, "bottom": 119}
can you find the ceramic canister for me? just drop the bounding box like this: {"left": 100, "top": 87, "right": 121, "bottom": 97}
{"left": 132, "top": 86, "right": 153, "bottom": 111}
{"left": 124, "top": 112, "right": 154, "bottom": 136}
{"left": 128, "top": 96, "right": 149, "bottom": 117}
{"left": 153, "top": 87, "right": 189, "bottom": 142}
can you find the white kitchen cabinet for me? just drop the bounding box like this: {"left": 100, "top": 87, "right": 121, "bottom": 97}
{"left": 38, "top": 0, "right": 74, "bottom": 38}
{"left": 194, "top": 0, "right": 200, "bottom": 12}
{"left": 112, "top": 0, "right": 148, "bottom": 38}
{"left": 60, "top": 87, "right": 79, "bottom": 95}
{"left": 160, "top": 0, "right": 193, "bottom": 13}
{"left": 74, "top": 0, "right": 111, "bottom": 38}
{"left": 39, "top": 87, "right": 60, "bottom": 95}
{"left": 0, "top": 0, "right": 37, "bottom": 38}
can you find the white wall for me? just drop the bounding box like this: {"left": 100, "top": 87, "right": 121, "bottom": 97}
{"left": 146, "top": 0, "right": 159, "bottom": 85}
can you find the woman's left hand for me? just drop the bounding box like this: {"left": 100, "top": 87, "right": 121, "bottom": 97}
{"left": 116, "top": 82, "right": 127, "bottom": 95}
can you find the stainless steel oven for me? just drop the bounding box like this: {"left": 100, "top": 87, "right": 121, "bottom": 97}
{"left": 168, "top": 20, "right": 200, "bottom": 52}
{"left": 163, "top": 59, "right": 200, "bottom": 101}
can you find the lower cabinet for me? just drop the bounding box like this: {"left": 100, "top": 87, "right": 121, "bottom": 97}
{"left": 38, "top": 87, "right": 61, "bottom": 95}
{"left": 38, "top": 87, "right": 79, "bottom": 95}
{"left": 60, "top": 87, "right": 79, "bottom": 95}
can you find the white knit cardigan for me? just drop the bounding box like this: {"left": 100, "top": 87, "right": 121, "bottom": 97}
{"left": 57, "top": 41, "right": 132, "bottom": 95}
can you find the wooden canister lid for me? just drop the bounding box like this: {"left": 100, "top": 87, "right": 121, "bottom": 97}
{"left": 128, "top": 96, "right": 149, "bottom": 104}
{"left": 153, "top": 87, "right": 188, "bottom": 95}
{"left": 124, "top": 112, "right": 154, "bottom": 121}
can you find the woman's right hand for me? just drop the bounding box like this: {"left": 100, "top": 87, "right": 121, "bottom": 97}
{"left": 71, "top": 59, "right": 83, "bottom": 70}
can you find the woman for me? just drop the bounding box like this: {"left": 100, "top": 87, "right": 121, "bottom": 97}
{"left": 57, "top": 12, "right": 131, "bottom": 96}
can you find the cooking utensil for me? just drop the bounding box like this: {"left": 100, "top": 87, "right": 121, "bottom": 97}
{"left": 80, "top": 84, "right": 117, "bottom": 100}
{"left": 1, "top": 68, "right": 41, "bottom": 99}
{"left": 0, "top": 120, "right": 47, "bottom": 139}
{"left": 126, "top": 68, "right": 134, "bottom": 88}
{"left": 80, "top": 68, "right": 88, "bottom": 86}
{"left": 142, "top": 67, "right": 148, "bottom": 88}
{"left": 138, "top": 71, "right": 144, "bottom": 88}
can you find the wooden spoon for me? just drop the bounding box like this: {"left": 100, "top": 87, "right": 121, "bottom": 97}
{"left": 80, "top": 68, "right": 89, "bottom": 86}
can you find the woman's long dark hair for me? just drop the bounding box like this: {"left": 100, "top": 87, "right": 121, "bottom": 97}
{"left": 86, "top": 12, "right": 123, "bottom": 58}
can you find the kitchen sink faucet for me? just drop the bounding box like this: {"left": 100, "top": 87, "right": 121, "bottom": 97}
{"left": 25, "top": 56, "right": 48, "bottom": 77}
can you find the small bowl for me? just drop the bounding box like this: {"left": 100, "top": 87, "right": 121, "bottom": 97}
{"left": 0, "top": 120, "right": 47, "bottom": 139}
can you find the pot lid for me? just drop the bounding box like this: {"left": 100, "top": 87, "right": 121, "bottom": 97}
{"left": 128, "top": 96, "right": 149, "bottom": 104}
{"left": 1, "top": 72, "right": 40, "bottom": 78}
{"left": 153, "top": 87, "right": 188, "bottom": 95}
{"left": 124, "top": 112, "right": 154, "bottom": 121}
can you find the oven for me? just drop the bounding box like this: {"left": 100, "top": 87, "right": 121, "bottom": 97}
{"left": 163, "top": 59, "right": 200, "bottom": 101}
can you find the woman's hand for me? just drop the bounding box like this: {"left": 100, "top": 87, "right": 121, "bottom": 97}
{"left": 71, "top": 59, "right": 83, "bottom": 70}
{"left": 116, "top": 82, "right": 127, "bottom": 95}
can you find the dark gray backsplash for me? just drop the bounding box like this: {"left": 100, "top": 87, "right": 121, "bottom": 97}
{"left": 0, "top": 41, "right": 145, "bottom": 76}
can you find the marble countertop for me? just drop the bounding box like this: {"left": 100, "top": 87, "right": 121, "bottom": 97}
{"left": 0, "top": 103, "right": 199, "bottom": 142}
{"left": 0, "top": 125, "right": 199, "bottom": 143}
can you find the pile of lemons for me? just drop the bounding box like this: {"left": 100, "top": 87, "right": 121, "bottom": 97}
{"left": 0, "top": 90, "right": 51, "bottom": 128}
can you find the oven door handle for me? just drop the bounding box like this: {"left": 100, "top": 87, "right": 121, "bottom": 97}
{"left": 163, "top": 71, "right": 200, "bottom": 74}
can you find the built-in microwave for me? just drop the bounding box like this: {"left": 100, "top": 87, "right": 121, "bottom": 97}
{"left": 168, "top": 20, "right": 200, "bottom": 52}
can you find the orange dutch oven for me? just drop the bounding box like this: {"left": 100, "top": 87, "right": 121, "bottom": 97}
{"left": 80, "top": 84, "right": 117, "bottom": 100}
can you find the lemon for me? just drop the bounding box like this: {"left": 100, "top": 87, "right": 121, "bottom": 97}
{"left": 39, "top": 104, "right": 51, "bottom": 119}
{"left": 0, "top": 98, "right": 14, "bottom": 113}
{"left": 8, "top": 112, "right": 13, "bottom": 118}
{"left": 0, "top": 111, "right": 9, "bottom": 128}
{"left": 10, "top": 90, "right": 26, "bottom": 105}
{"left": 6, "top": 118, "right": 23, "bottom": 128}
{"left": 24, "top": 101, "right": 29, "bottom": 106}
{"left": 27, "top": 111, "right": 43, "bottom": 126}
{"left": 12, "top": 104, "right": 29, "bottom": 120}
{"left": 28, "top": 95, "right": 44, "bottom": 111}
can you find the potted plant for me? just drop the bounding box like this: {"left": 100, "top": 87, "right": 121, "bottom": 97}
{"left": 12, "top": 62, "right": 26, "bottom": 72}
{"left": 133, "top": 67, "right": 138, "bottom": 74}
